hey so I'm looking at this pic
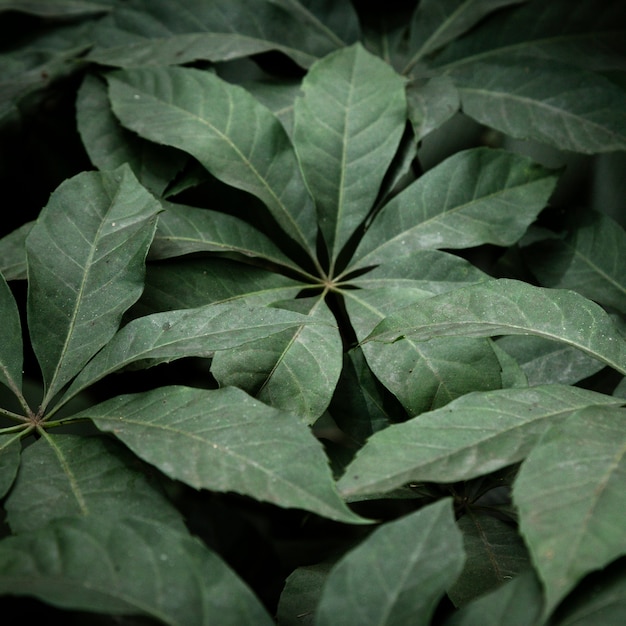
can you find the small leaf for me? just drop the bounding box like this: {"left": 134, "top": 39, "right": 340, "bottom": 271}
{"left": 513, "top": 406, "right": 626, "bottom": 617}
{"left": 26, "top": 165, "right": 161, "bottom": 409}
{"left": 337, "top": 385, "right": 623, "bottom": 498}
{"left": 315, "top": 499, "right": 465, "bottom": 626}
{"left": 0, "top": 271, "right": 23, "bottom": 396}
{"left": 77, "top": 385, "right": 366, "bottom": 525}
{"left": 365, "top": 279, "right": 626, "bottom": 375}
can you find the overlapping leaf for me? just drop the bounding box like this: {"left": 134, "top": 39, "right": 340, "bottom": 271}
{"left": 0, "top": 434, "right": 21, "bottom": 499}
{"left": 0, "top": 272, "right": 23, "bottom": 396}
{"left": 0, "top": 222, "right": 32, "bottom": 281}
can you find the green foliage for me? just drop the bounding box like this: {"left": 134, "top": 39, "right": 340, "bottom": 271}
{"left": 0, "top": 1, "right": 625, "bottom": 624}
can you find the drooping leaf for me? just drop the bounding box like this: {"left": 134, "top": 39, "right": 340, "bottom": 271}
{"left": 293, "top": 43, "right": 406, "bottom": 265}
{"left": 350, "top": 149, "right": 558, "bottom": 269}
{"left": 0, "top": 271, "right": 23, "bottom": 397}
{"left": 365, "top": 279, "right": 626, "bottom": 375}
{"left": 60, "top": 301, "right": 333, "bottom": 406}
{"left": 524, "top": 209, "right": 626, "bottom": 314}
{"left": 211, "top": 297, "right": 343, "bottom": 423}
{"left": 5, "top": 434, "right": 185, "bottom": 534}
{"left": 513, "top": 406, "right": 626, "bottom": 616}
{"left": 337, "top": 385, "right": 623, "bottom": 498}
{"left": 108, "top": 65, "right": 320, "bottom": 259}
{"left": 0, "top": 516, "right": 274, "bottom": 625}
{"left": 0, "top": 222, "right": 32, "bottom": 281}
{"left": 315, "top": 499, "right": 465, "bottom": 626}
{"left": 76, "top": 385, "right": 366, "bottom": 524}
{"left": 26, "top": 165, "right": 161, "bottom": 409}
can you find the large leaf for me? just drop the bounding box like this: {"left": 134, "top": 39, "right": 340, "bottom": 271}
{"left": 337, "top": 385, "right": 623, "bottom": 498}
{"left": 108, "top": 65, "right": 319, "bottom": 259}
{"left": 293, "top": 43, "right": 406, "bottom": 265}
{"left": 364, "top": 279, "right": 626, "bottom": 375}
{"left": 524, "top": 210, "right": 626, "bottom": 314}
{"left": 211, "top": 297, "right": 343, "bottom": 424}
{"left": 315, "top": 499, "right": 465, "bottom": 625}
{"left": 513, "top": 406, "right": 626, "bottom": 616}
{"left": 26, "top": 165, "right": 161, "bottom": 409}
{"left": 0, "top": 271, "right": 23, "bottom": 397}
{"left": 0, "top": 516, "right": 273, "bottom": 625}
{"left": 350, "top": 149, "right": 558, "bottom": 269}
{"left": 60, "top": 302, "right": 333, "bottom": 406}
{"left": 76, "top": 385, "right": 366, "bottom": 524}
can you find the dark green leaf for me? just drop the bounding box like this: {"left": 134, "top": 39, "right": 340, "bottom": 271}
{"left": 0, "top": 271, "right": 23, "bottom": 397}
{"left": 0, "top": 0, "right": 111, "bottom": 17}
{"left": 406, "top": 75, "right": 460, "bottom": 141}
{"left": 0, "top": 222, "right": 32, "bottom": 281}
{"left": 0, "top": 433, "right": 21, "bottom": 498}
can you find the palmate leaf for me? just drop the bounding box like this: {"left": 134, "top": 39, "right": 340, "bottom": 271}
{"left": 26, "top": 165, "right": 161, "bottom": 409}
{"left": 76, "top": 385, "right": 366, "bottom": 525}
{"left": 0, "top": 516, "right": 273, "bottom": 626}
{"left": 292, "top": 43, "right": 406, "bottom": 266}
{"left": 513, "top": 406, "right": 626, "bottom": 617}
{"left": 315, "top": 499, "right": 465, "bottom": 626}
{"left": 365, "top": 279, "right": 626, "bottom": 375}
{"left": 349, "top": 148, "right": 558, "bottom": 269}
{"left": 337, "top": 385, "right": 623, "bottom": 498}
{"left": 108, "top": 66, "right": 319, "bottom": 260}
{"left": 0, "top": 271, "right": 23, "bottom": 397}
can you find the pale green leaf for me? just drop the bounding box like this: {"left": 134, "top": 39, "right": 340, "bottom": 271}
{"left": 337, "top": 385, "right": 623, "bottom": 498}
{"left": 26, "top": 165, "right": 161, "bottom": 409}
{"left": 350, "top": 149, "right": 558, "bottom": 269}
{"left": 108, "top": 66, "right": 319, "bottom": 259}
{"left": 365, "top": 279, "right": 626, "bottom": 375}
{"left": 315, "top": 499, "right": 465, "bottom": 626}
{"left": 77, "top": 385, "right": 366, "bottom": 524}
{"left": 0, "top": 516, "right": 273, "bottom": 625}
{"left": 0, "top": 222, "right": 32, "bottom": 281}
{"left": 211, "top": 297, "right": 343, "bottom": 424}
{"left": 513, "top": 406, "right": 626, "bottom": 616}
{"left": 293, "top": 43, "right": 406, "bottom": 264}
{"left": 0, "top": 271, "right": 23, "bottom": 396}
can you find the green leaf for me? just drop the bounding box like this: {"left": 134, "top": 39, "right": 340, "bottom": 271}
{"left": 406, "top": 75, "right": 460, "bottom": 141}
{"left": 448, "top": 512, "right": 530, "bottom": 607}
{"left": 26, "top": 165, "right": 161, "bottom": 409}
{"left": 524, "top": 210, "right": 626, "bottom": 314}
{"left": 0, "top": 222, "right": 32, "bottom": 281}
{"left": 513, "top": 406, "right": 626, "bottom": 617}
{"left": 293, "top": 43, "right": 406, "bottom": 265}
{"left": 5, "top": 434, "right": 185, "bottom": 534}
{"left": 0, "top": 271, "right": 23, "bottom": 397}
{"left": 364, "top": 279, "right": 626, "bottom": 376}
{"left": 108, "top": 65, "right": 319, "bottom": 259}
{"left": 315, "top": 499, "right": 465, "bottom": 626}
{"left": 337, "top": 385, "right": 623, "bottom": 498}
{"left": 60, "top": 301, "right": 332, "bottom": 405}
{"left": 0, "top": 433, "right": 21, "bottom": 498}
{"left": 449, "top": 59, "right": 626, "bottom": 154}
{"left": 211, "top": 297, "right": 343, "bottom": 424}
{"left": 0, "top": 0, "right": 110, "bottom": 17}
{"left": 77, "top": 385, "right": 366, "bottom": 525}
{"left": 0, "top": 516, "right": 274, "bottom": 625}
{"left": 350, "top": 149, "right": 558, "bottom": 269}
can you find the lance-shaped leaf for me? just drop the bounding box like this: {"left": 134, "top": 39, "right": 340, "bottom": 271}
{"left": 0, "top": 516, "right": 273, "bottom": 625}
{"left": 76, "top": 385, "right": 366, "bottom": 525}
{"left": 315, "top": 499, "right": 465, "bottom": 626}
{"left": 407, "top": 75, "right": 460, "bottom": 141}
{"left": 350, "top": 149, "right": 558, "bottom": 269}
{"left": 0, "top": 433, "right": 21, "bottom": 499}
{"left": 293, "top": 43, "right": 406, "bottom": 265}
{"left": 364, "top": 279, "right": 626, "bottom": 375}
{"left": 0, "top": 1, "right": 110, "bottom": 18}
{"left": 107, "top": 66, "right": 319, "bottom": 257}
{"left": 211, "top": 297, "right": 343, "bottom": 424}
{"left": 0, "top": 272, "right": 23, "bottom": 397}
{"left": 449, "top": 60, "right": 626, "bottom": 154}
{"left": 5, "top": 434, "right": 185, "bottom": 535}
{"left": 150, "top": 201, "right": 302, "bottom": 275}
{"left": 513, "top": 406, "right": 626, "bottom": 617}
{"left": 60, "top": 302, "right": 332, "bottom": 406}
{"left": 524, "top": 210, "right": 626, "bottom": 314}
{"left": 337, "top": 385, "right": 623, "bottom": 498}
{"left": 26, "top": 165, "right": 161, "bottom": 409}
{"left": 0, "top": 222, "right": 32, "bottom": 281}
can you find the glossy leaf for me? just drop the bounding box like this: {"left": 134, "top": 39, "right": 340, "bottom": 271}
{"left": 315, "top": 499, "right": 465, "bottom": 626}
{"left": 513, "top": 406, "right": 626, "bottom": 616}
{"left": 337, "top": 385, "right": 623, "bottom": 498}
{"left": 77, "top": 385, "right": 366, "bottom": 524}
{"left": 108, "top": 65, "right": 319, "bottom": 258}
{"left": 0, "top": 271, "right": 23, "bottom": 396}
{"left": 0, "top": 516, "right": 273, "bottom": 625}
{"left": 365, "top": 279, "right": 626, "bottom": 375}
{"left": 26, "top": 165, "right": 161, "bottom": 409}
{"left": 293, "top": 43, "right": 406, "bottom": 264}
{"left": 211, "top": 297, "right": 343, "bottom": 423}
{"left": 351, "top": 149, "right": 558, "bottom": 269}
